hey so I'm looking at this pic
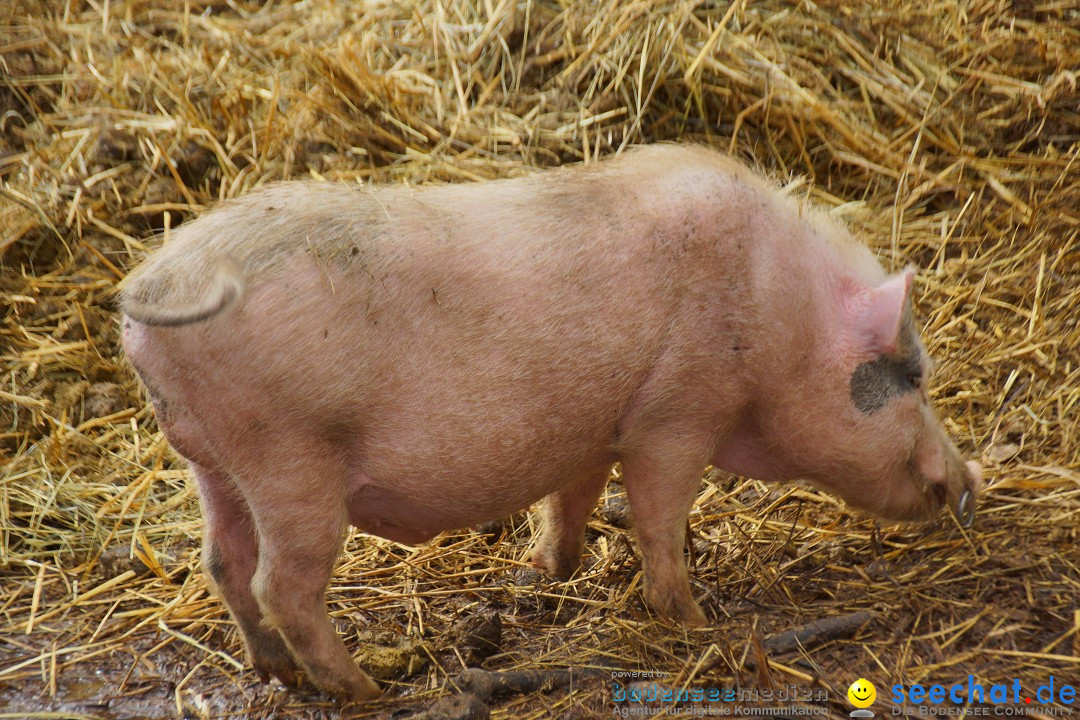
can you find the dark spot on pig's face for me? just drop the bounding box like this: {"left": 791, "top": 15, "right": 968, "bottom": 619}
{"left": 849, "top": 353, "right": 922, "bottom": 413}
{"left": 849, "top": 321, "right": 924, "bottom": 414}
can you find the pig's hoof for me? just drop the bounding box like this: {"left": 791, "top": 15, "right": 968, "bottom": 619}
{"left": 530, "top": 548, "right": 579, "bottom": 581}
{"left": 680, "top": 604, "right": 709, "bottom": 628}
{"left": 661, "top": 599, "right": 708, "bottom": 627}
{"left": 254, "top": 656, "right": 302, "bottom": 689}
{"left": 288, "top": 669, "right": 380, "bottom": 702}
{"left": 270, "top": 666, "right": 301, "bottom": 689}
{"left": 646, "top": 590, "right": 708, "bottom": 627}
{"left": 340, "top": 673, "right": 382, "bottom": 702}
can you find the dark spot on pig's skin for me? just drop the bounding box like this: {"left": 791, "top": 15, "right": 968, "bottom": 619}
{"left": 850, "top": 351, "right": 922, "bottom": 413}
{"left": 850, "top": 316, "right": 923, "bottom": 414}
{"left": 204, "top": 543, "right": 227, "bottom": 586}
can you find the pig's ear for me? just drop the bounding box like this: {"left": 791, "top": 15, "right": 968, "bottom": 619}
{"left": 854, "top": 268, "right": 914, "bottom": 355}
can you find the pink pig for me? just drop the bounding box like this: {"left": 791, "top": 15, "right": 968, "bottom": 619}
{"left": 120, "top": 145, "right": 982, "bottom": 700}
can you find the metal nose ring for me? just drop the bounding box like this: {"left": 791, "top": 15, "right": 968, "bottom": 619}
{"left": 957, "top": 489, "right": 975, "bottom": 528}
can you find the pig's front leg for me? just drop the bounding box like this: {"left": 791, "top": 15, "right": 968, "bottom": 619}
{"left": 244, "top": 453, "right": 381, "bottom": 701}
{"left": 531, "top": 465, "right": 612, "bottom": 579}
{"left": 193, "top": 464, "right": 301, "bottom": 687}
{"left": 621, "top": 431, "right": 710, "bottom": 627}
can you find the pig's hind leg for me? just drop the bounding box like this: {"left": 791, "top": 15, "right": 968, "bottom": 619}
{"left": 531, "top": 466, "right": 611, "bottom": 579}
{"left": 193, "top": 463, "right": 302, "bottom": 687}
{"left": 620, "top": 432, "right": 710, "bottom": 627}
{"left": 244, "top": 453, "right": 381, "bottom": 701}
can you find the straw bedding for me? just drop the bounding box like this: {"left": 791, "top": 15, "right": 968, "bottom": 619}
{"left": 1, "top": 0, "right": 1077, "bottom": 718}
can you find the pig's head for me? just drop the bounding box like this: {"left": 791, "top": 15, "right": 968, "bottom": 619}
{"left": 767, "top": 268, "right": 982, "bottom": 526}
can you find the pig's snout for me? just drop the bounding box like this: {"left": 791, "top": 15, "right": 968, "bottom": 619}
{"left": 923, "top": 452, "right": 982, "bottom": 528}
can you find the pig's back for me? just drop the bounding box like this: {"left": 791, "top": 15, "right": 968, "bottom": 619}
{"left": 122, "top": 146, "right": 806, "bottom": 535}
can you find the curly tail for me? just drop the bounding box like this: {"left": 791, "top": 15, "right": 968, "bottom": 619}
{"left": 122, "top": 259, "right": 245, "bottom": 327}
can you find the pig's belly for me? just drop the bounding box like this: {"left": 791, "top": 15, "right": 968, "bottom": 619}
{"left": 345, "top": 482, "right": 444, "bottom": 544}
{"left": 344, "top": 479, "right": 476, "bottom": 545}
{"left": 344, "top": 447, "right": 616, "bottom": 545}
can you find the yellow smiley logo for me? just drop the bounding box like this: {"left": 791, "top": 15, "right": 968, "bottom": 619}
{"left": 848, "top": 678, "right": 876, "bottom": 708}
